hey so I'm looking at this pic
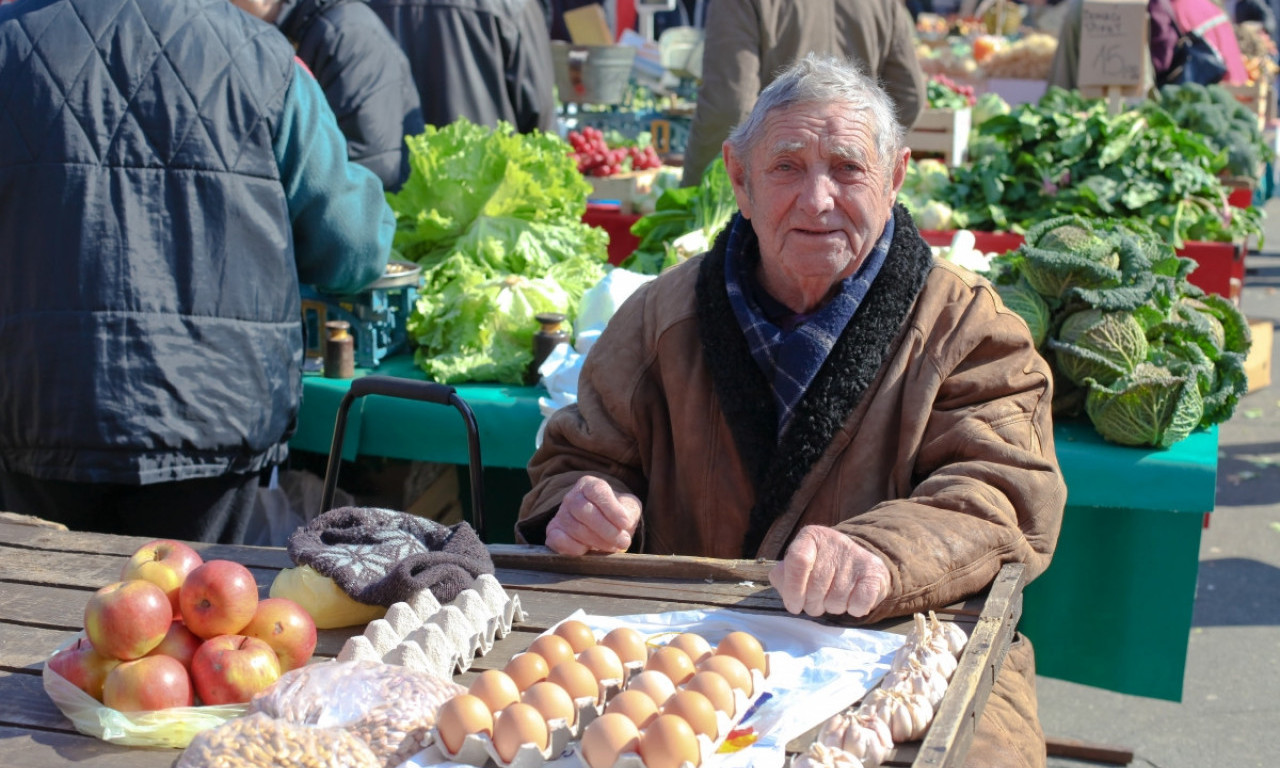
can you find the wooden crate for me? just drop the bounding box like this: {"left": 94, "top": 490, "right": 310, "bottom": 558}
{"left": 1246, "top": 319, "right": 1273, "bottom": 392}
{"left": 1224, "top": 79, "right": 1269, "bottom": 131}
{"left": 906, "top": 107, "right": 972, "bottom": 167}
{"left": 586, "top": 168, "right": 660, "bottom": 213}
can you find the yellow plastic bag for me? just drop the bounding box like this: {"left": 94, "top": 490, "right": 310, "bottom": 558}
{"left": 269, "top": 565, "right": 387, "bottom": 629}
{"left": 41, "top": 634, "right": 247, "bottom": 749}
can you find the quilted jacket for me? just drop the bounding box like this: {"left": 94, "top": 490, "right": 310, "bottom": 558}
{"left": 0, "top": 0, "right": 392, "bottom": 484}
{"left": 367, "top": 0, "right": 557, "bottom": 134}
{"left": 275, "top": 0, "right": 425, "bottom": 189}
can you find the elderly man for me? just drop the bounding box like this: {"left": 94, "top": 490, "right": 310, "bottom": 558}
{"left": 517, "top": 55, "right": 1065, "bottom": 766}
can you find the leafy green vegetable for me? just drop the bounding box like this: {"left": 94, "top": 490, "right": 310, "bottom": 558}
{"left": 621, "top": 157, "right": 737, "bottom": 274}
{"left": 388, "top": 119, "right": 609, "bottom": 383}
{"left": 995, "top": 217, "right": 1251, "bottom": 448}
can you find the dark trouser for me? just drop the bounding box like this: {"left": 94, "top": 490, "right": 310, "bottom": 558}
{"left": 0, "top": 471, "right": 261, "bottom": 544}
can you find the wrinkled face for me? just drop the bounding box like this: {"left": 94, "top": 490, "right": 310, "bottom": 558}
{"left": 725, "top": 101, "right": 908, "bottom": 310}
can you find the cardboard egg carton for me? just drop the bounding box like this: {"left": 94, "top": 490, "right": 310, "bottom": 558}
{"left": 337, "top": 574, "right": 525, "bottom": 679}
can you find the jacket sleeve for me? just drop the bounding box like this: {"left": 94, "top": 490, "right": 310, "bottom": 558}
{"left": 681, "top": 1, "right": 761, "bottom": 187}
{"left": 274, "top": 61, "right": 393, "bottom": 293}
{"left": 836, "top": 283, "right": 1066, "bottom": 623}
{"left": 879, "top": 0, "right": 927, "bottom": 129}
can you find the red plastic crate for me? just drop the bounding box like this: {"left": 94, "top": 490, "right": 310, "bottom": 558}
{"left": 1227, "top": 185, "right": 1254, "bottom": 209}
{"left": 583, "top": 204, "right": 642, "bottom": 266}
{"left": 919, "top": 229, "right": 1026, "bottom": 253}
{"left": 1178, "top": 240, "right": 1245, "bottom": 301}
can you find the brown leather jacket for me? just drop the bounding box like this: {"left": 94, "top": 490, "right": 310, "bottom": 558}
{"left": 681, "top": 0, "right": 927, "bottom": 186}
{"left": 519, "top": 206, "right": 1063, "bottom": 766}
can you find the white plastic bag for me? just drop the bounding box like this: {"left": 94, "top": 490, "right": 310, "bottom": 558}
{"left": 42, "top": 633, "right": 247, "bottom": 748}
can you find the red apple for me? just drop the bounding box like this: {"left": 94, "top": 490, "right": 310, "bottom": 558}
{"left": 84, "top": 579, "right": 173, "bottom": 660}
{"left": 102, "top": 654, "right": 194, "bottom": 712}
{"left": 47, "top": 636, "right": 122, "bottom": 701}
{"left": 240, "top": 597, "right": 317, "bottom": 671}
{"left": 190, "top": 634, "right": 282, "bottom": 705}
{"left": 179, "top": 560, "right": 259, "bottom": 640}
{"left": 146, "top": 620, "right": 203, "bottom": 671}
{"left": 121, "top": 539, "right": 204, "bottom": 614}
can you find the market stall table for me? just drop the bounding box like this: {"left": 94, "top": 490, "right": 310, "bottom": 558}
{"left": 293, "top": 358, "right": 1220, "bottom": 700}
{"left": 0, "top": 519, "right": 1023, "bottom": 768}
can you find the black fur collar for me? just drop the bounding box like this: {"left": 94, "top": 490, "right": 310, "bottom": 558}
{"left": 695, "top": 204, "right": 936, "bottom": 556}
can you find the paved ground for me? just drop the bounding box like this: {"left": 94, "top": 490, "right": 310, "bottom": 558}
{"left": 1036, "top": 198, "right": 1280, "bottom": 767}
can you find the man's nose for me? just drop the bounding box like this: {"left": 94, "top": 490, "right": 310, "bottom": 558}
{"left": 799, "top": 170, "right": 837, "bottom": 215}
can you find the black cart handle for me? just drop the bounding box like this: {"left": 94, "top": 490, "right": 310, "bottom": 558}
{"left": 319, "top": 375, "right": 486, "bottom": 542}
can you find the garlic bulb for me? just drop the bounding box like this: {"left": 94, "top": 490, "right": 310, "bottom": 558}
{"left": 793, "top": 742, "right": 863, "bottom": 768}
{"left": 816, "top": 711, "right": 854, "bottom": 749}
{"left": 928, "top": 611, "right": 968, "bottom": 655}
{"left": 861, "top": 687, "right": 933, "bottom": 742}
{"left": 840, "top": 709, "right": 894, "bottom": 766}
{"left": 884, "top": 656, "right": 947, "bottom": 709}
{"left": 892, "top": 642, "right": 957, "bottom": 681}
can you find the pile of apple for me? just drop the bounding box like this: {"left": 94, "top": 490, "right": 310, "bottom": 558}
{"left": 48, "top": 539, "right": 318, "bottom": 713}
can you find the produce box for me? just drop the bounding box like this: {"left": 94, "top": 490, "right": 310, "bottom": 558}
{"left": 1224, "top": 79, "right": 1270, "bottom": 132}
{"left": 906, "top": 107, "right": 972, "bottom": 167}
{"left": 920, "top": 229, "right": 1245, "bottom": 302}
{"left": 586, "top": 169, "right": 660, "bottom": 213}
{"left": 983, "top": 78, "right": 1047, "bottom": 106}
{"left": 1246, "top": 319, "right": 1273, "bottom": 392}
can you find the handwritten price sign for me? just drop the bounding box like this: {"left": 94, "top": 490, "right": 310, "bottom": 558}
{"left": 1077, "top": 0, "right": 1148, "bottom": 87}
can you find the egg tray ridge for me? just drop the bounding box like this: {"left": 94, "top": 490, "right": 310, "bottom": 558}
{"left": 337, "top": 573, "right": 526, "bottom": 679}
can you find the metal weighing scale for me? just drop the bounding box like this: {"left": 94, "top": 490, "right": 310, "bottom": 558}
{"left": 301, "top": 259, "right": 422, "bottom": 371}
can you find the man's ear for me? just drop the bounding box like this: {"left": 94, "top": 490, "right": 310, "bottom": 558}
{"left": 888, "top": 147, "right": 911, "bottom": 205}
{"left": 723, "top": 143, "right": 752, "bottom": 219}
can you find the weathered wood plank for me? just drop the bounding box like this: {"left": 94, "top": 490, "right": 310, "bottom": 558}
{"left": 0, "top": 522, "right": 292, "bottom": 570}
{"left": 0, "top": 625, "right": 82, "bottom": 671}
{"left": 0, "top": 670, "right": 75, "bottom": 732}
{"left": 913, "top": 563, "right": 1026, "bottom": 768}
{"left": 0, "top": 725, "right": 179, "bottom": 768}
{"left": 488, "top": 544, "right": 777, "bottom": 583}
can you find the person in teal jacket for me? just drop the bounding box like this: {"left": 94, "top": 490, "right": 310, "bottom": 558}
{"left": 0, "top": 0, "right": 394, "bottom": 543}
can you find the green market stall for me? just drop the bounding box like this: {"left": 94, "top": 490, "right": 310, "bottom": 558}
{"left": 291, "top": 355, "right": 1218, "bottom": 701}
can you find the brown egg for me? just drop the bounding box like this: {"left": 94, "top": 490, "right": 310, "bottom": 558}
{"left": 697, "top": 654, "right": 753, "bottom": 696}
{"left": 601, "top": 626, "right": 648, "bottom": 666}
{"left": 492, "top": 702, "right": 550, "bottom": 762}
{"left": 522, "top": 680, "right": 578, "bottom": 727}
{"left": 626, "top": 669, "right": 677, "bottom": 706}
{"left": 528, "top": 634, "right": 576, "bottom": 669}
{"left": 661, "top": 689, "right": 719, "bottom": 740}
{"left": 553, "top": 619, "right": 597, "bottom": 653}
{"left": 581, "top": 712, "right": 640, "bottom": 768}
{"left": 547, "top": 659, "right": 601, "bottom": 705}
{"left": 666, "top": 632, "right": 713, "bottom": 664}
{"left": 435, "top": 694, "right": 493, "bottom": 754}
{"left": 645, "top": 645, "right": 696, "bottom": 685}
{"left": 715, "top": 631, "right": 767, "bottom": 675}
{"left": 504, "top": 652, "right": 550, "bottom": 692}
{"left": 603, "top": 688, "right": 658, "bottom": 728}
{"left": 577, "top": 644, "right": 625, "bottom": 684}
{"left": 639, "top": 713, "right": 701, "bottom": 768}
{"left": 684, "top": 670, "right": 736, "bottom": 717}
{"left": 468, "top": 669, "right": 521, "bottom": 714}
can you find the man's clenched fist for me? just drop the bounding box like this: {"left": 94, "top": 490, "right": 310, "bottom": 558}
{"left": 544, "top": 475, "right": 643, "bottom": 556}
{"left": 768, "top": 525, "right": 890, "bottom": 617}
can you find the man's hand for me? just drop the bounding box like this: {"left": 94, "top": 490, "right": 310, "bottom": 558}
{"left": 544, "top": 476, "right": 643, "bottom": 556}
{"left": 768, "top": 525, "right": 890, "bottom": 618}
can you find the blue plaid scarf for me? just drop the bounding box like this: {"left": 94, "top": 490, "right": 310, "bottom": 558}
{"left": 724, "top": 213, "right": 894, "bottom": 434}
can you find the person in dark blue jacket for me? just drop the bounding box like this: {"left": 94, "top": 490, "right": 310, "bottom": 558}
{"left": 230, "top": 0, "right": 425, "bottom": 190}
{"left": 0, "top": 0, "right": 394, "bottom": 543}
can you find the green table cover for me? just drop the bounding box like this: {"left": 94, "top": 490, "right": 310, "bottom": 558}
{"left": 292, "top": 355, "right": 1218, "bottom": 700}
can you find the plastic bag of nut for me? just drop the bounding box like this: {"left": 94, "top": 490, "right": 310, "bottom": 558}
{"left": 249, "top": 659, "right": 466, "bottom": 767}
{"left": 175, "top": 712, "right": 381, "bottom": 768}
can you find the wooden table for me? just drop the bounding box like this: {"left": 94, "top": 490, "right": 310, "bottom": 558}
{"left": 0, "top": 519, "right": 1024, "bottom": 768}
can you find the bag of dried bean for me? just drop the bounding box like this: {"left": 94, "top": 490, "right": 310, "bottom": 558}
{"left": 249, "top": 660, "right": 465, "bottom": 767}
{"left": 175, "top": 712, "right": 382, "bottom": 768}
